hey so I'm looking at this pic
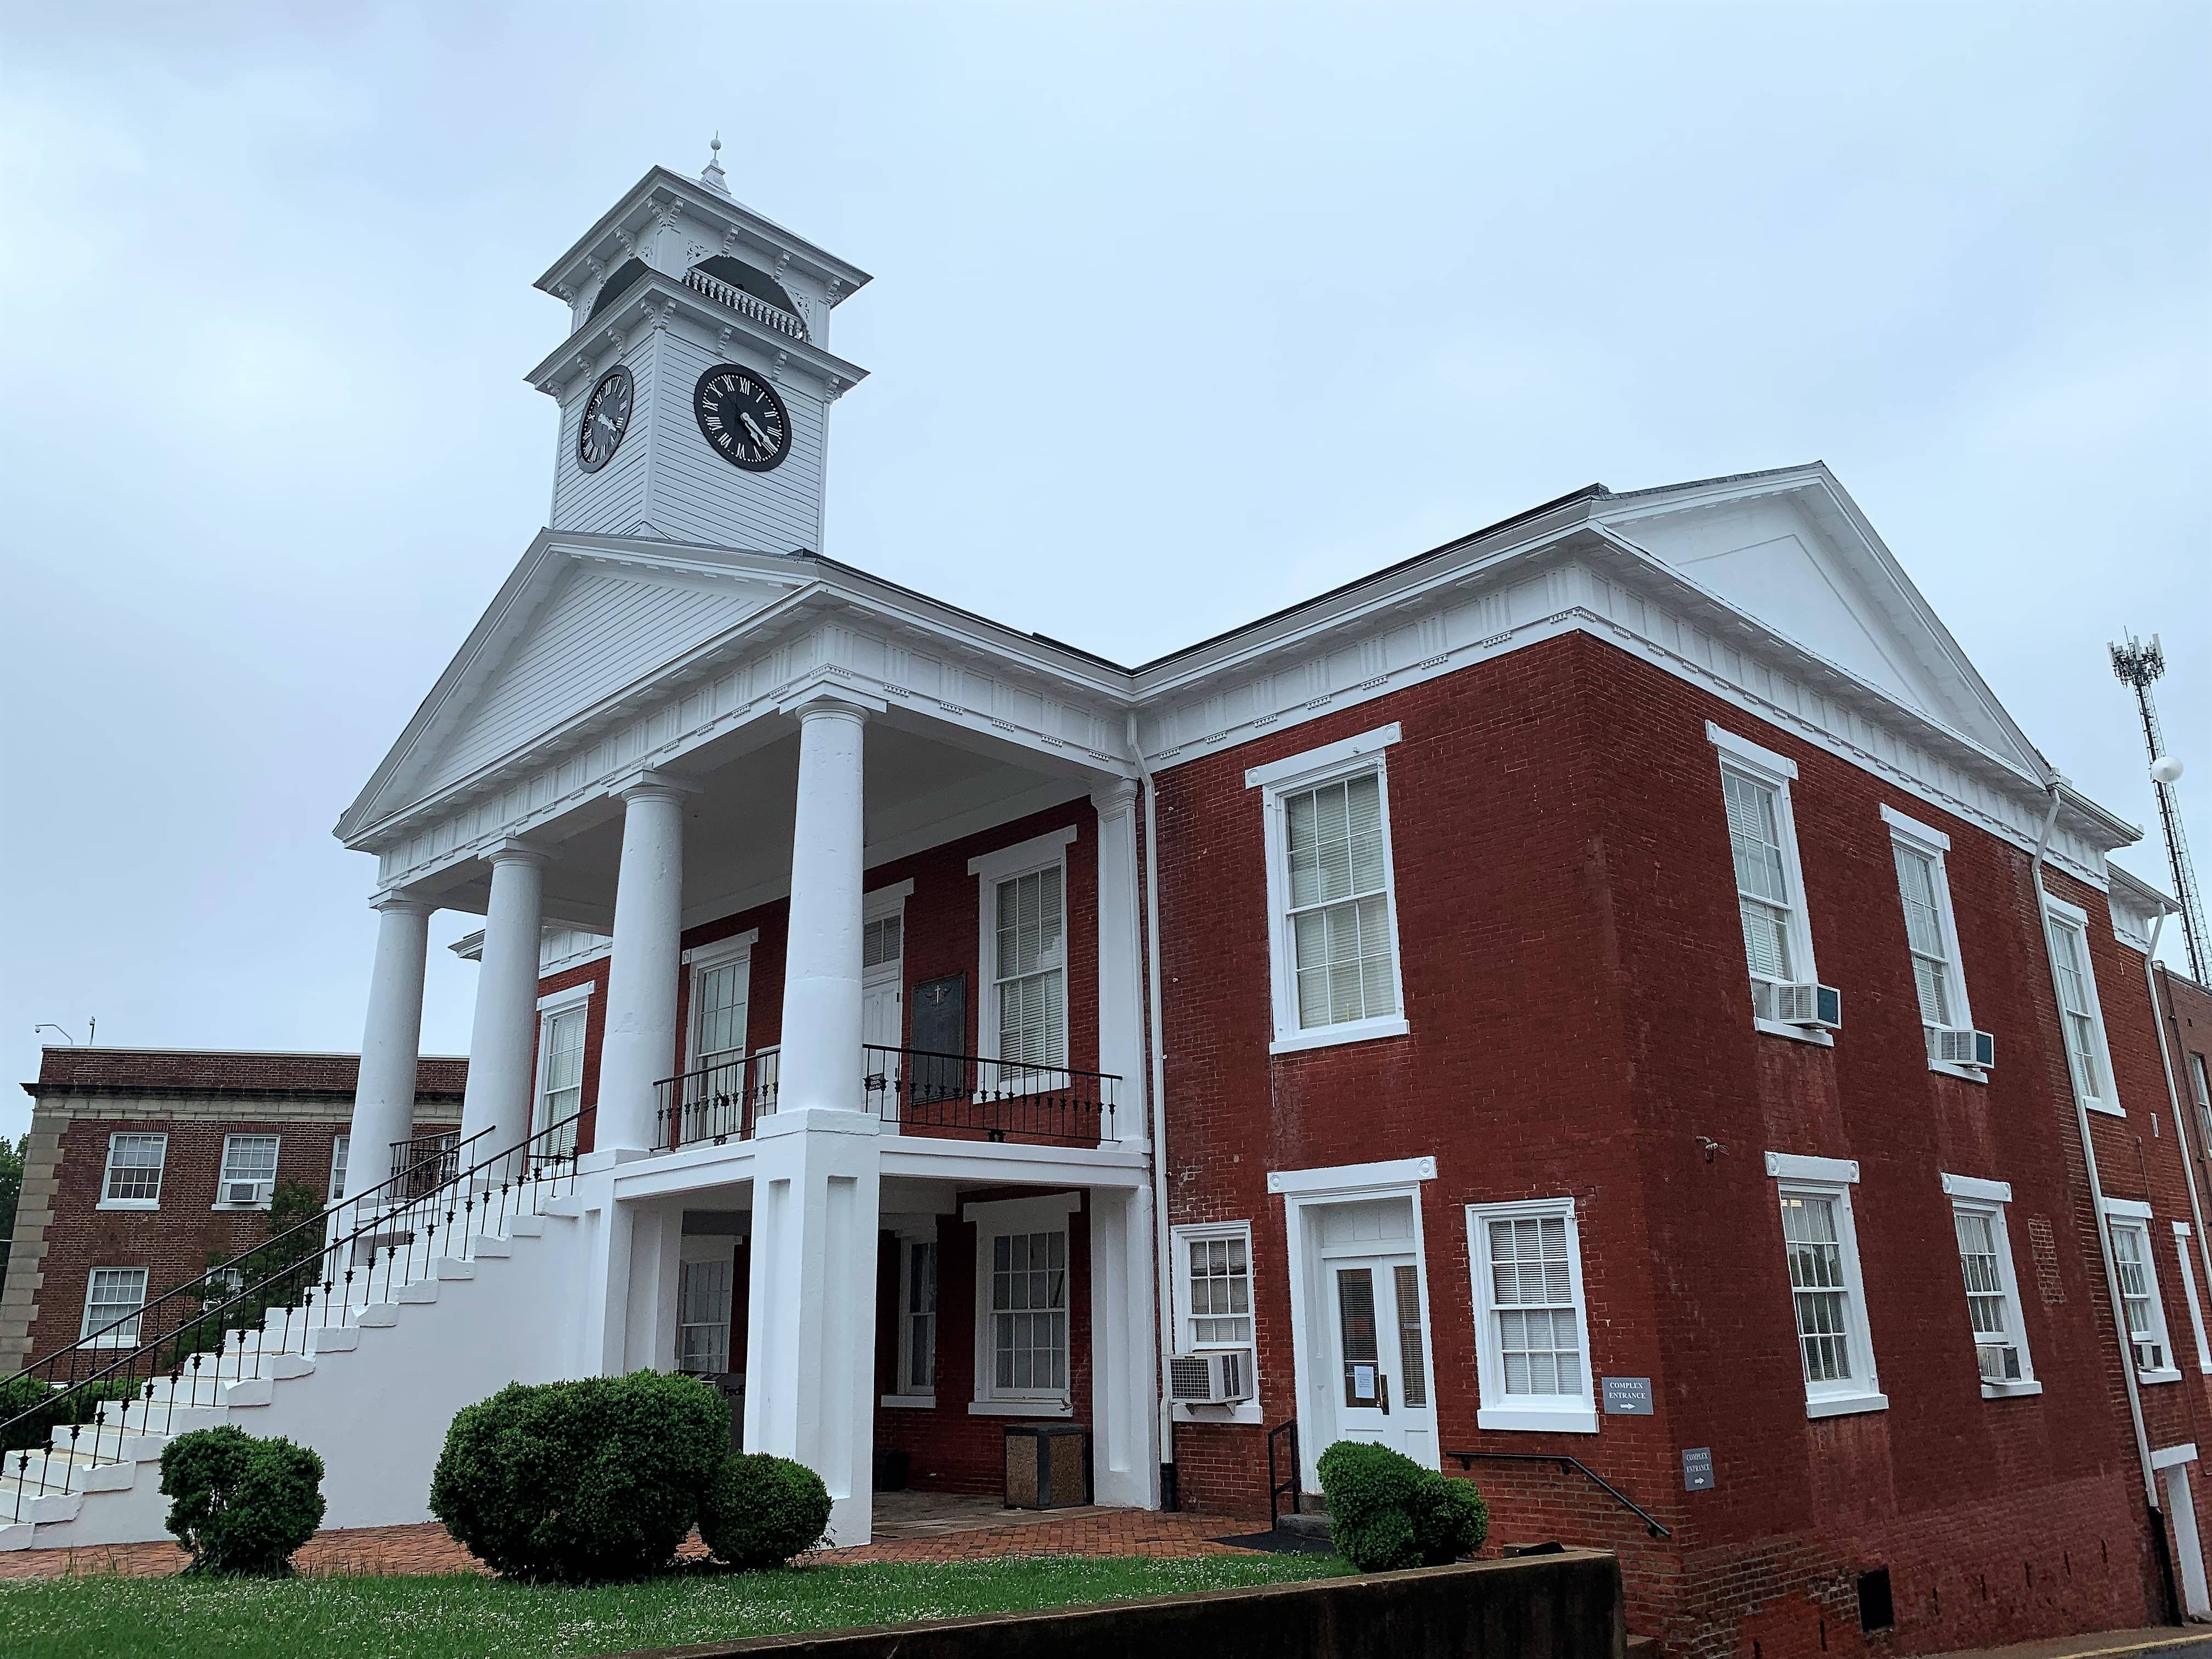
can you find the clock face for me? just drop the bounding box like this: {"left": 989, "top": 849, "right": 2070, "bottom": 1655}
{"left": 577, "top": 366, "right": 634, "bottom": 474}
{"left": 693, "top": 364, "right": 791, "bottom": 472}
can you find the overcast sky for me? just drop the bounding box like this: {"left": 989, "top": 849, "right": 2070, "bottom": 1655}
{"left": 2, "top": 3, "right": 2207, "bottom": 1139}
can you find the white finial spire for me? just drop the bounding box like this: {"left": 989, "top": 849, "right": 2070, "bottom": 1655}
{"left": 701, "top": 133, "right": 730, "bottom": 196}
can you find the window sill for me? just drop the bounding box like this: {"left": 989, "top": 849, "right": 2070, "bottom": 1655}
{"left": 1476, "top": 1404, "right": 1600, "bottom": 1435}
{"left": 1269, "top": 1016, "right": 1410, "bottom": 1057}
{"left": 1928, "top": 1060, "right": 1989, "bottom": 1085}
{"left": 95, "top": 1199, "right": 160, "bottom": 1212}
{"left": 2087, "top": 1101, "right": 2128, "bottom": 1119}
{"left": 881, "top": 1393, "right": 936, "bottom": 1410}
{"left": 1754, "top": 1018, "right": 1835, "bottom": 1048}
{"left": 1172, "top": 1401, "right": 1262, "bottom": 1426}
{"left": 2139, "top": 1368, "right": 2185, "bottom": 1387}
{"left": 211, "top": 1202, "right": 274, "bottom": 1213}
{"left": 1805, "top": 1390, "right": 1889, "bottom": 1419}
{"left": 1980, "top": 1380, "right": 2044, "bottom": 1400}
{"left": 967, "top": 1399, "right": 1074, "bottom": 1418}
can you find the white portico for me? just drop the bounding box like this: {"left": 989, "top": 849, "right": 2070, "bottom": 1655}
{"left": 332, "top": 153, "right": 1159, "bottom": 1543}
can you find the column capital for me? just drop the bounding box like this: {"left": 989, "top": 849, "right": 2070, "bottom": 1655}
{"left": 486, "top": 839, "right": 552, "bottom": 868}
{"left": 369, "top": 891, "right": 434, "bottom": 917}
{"left": 776, "top": 681, "right": 886, "bottom": 722}
{"left": 608, "top": 766, "right": 702, "bottom": 804}
{"left": 1088, "top": 777, "right": 1141, "bottom": 819}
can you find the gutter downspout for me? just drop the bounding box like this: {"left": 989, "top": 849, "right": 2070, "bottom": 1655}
{"left": 2037, "top": 786, "right": 2166, "bottom": 1534}
{"left": 1130, "top": 712, "right": 1177, "bottom": 1508}
{"left": 2143, "top": 940, "right": 2212, "bottom": 1353}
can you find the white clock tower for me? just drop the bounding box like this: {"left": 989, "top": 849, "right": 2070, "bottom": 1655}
{"left": 526, "top": 144, "right": 870, "bottom": 552}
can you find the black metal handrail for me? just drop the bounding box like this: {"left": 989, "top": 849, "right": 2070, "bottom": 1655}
{"left": 864, "top": 1045, "right": 1118, "bottom": 1146}
{"left": 1, "top": 1109, "right": 585, "bottom": 1523}
{"left": 653, "top": 1048, "right": 780, "bottom": 1151}
{"left": 388, "top": 1128, "right": 465, "bottom": 1199}
{"left": 1268, "top": 1419, "right": 1302, "bottom": 1528}
{"left": 1444, "top": 1449, "right": 1671, "bottom": 1539}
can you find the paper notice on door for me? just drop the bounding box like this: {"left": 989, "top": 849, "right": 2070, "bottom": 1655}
{"left": 1352, "top": 1364, "right": 1377, "bottom": 1401}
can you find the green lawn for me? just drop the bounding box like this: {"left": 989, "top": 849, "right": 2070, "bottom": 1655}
{"left": 0, "top": 1554, "right": 1352, "bottom": 1659}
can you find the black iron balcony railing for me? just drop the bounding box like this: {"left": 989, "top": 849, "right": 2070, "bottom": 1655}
{"left": 653, "top": 1048, "right": 781, "bottom": 1151}
{"left": 865, "top": 1045, "right": 1118, "bottom": 1146}
{"left": 388, "top": 1128, "right": 464, "bottom": 1200}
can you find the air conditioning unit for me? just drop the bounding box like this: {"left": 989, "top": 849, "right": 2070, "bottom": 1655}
{"left": 1975, "top": 1342, "right": 2023, "bottom": 1384}
{"left": 225, "top": 1180, "right": 268, "bottom": 1206}
{"left": 1169, "top": 1349, "right": 1254, "bottom": 1404}
{"left": 1761, "top": 981, "right": 1842, "bottom": 1030}
{"left": 2134, "top": 1339, "right": 2168, "bottom": 1374}
{"left": 1929, "top": 1026, "right": 1996, "bottom": 1069}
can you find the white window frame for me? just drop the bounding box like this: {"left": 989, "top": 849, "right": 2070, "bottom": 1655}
{"left": 1709, "top": 725, "right": 1826, "bottom": 1047}
{"left": 1170, "top": 1220, "right": 1261, "bottom": 1425}
{"left": 2106, "top": 1199, "right": 2180, "bottom": 1384}
{"left": 1465, "top": 1197, "right": 1598, "bottom": 1434}
{"left": 98, "top": 1132, "right": 167, "bottom": 1211}
{"left": 81, "top": 1266, "right": 149, "bottom": 1346}
{"left": 884, "top": 1228, "right": 939, "bottom": 1408}
{"left": 215, "top": 1133, "right": 280, "bottom": 1210}
{"left": 1939, "top": 1173, "right": 2040, "bottom": 1398}
{"left": 1883, "top": 807, "right": 1984, "bottom": 1081}
{"left": 533, "top": 982, "right": 594, "bottom": 1148}
{"left": 2046, "top": 895, "right": 2123, "bottom": 1116}
{"left": 1765, "top": 1152, "right": 1886, "bottom": 1417}
{"left": 682, "top": 930, "right": 758, "bottom": 1074}
{"left": 1246, "top": 723, "right": 1410, "bottom": 1056}
{"left": 2175, "top": 1222, "right": 2212, "bottom": 1375}
{"left": 328, "top": 1133, "right": 351, "bottom": 1203}
{"left": 969, "top": 827, "right": 1078, "bottom": 1080}
{"left": 675, "top": 1249, "right": 736, "bottom": 1375}
{"left": 964, "top": 1192, "right": 1080, "bottom": 1417}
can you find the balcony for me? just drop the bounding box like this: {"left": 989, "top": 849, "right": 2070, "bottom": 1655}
{"left": 682, "top": 265, "right": 808, "bottom": 339}
{"left": 652, "top": 1046, "right": 1119, "bottom": 1152}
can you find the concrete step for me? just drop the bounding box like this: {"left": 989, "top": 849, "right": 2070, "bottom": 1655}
{"left": 432, "top": 1259, "right": 474, "bottom": 1282}
{"left": 357, "top": 1304, "right": 400, "bottom": 1328}
{"left": 1277, "top": 1510, "right": 1333, "bottom": 1543}
{"left": 307, "top": 1325, "right": 360, "bottom": 1355}
{"left": 469, "top": 1235, "right": 511, "bottom": 1258}
{"left": 506, "top": 1215, "right": 548, "bottom": 1238}
{"left": 540, "top": 1194, "right": 585, "bottom": 1219}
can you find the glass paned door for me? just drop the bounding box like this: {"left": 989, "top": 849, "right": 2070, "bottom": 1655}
{"left": 1325, "top": 1251, "right": 1436, "bottom": 1460}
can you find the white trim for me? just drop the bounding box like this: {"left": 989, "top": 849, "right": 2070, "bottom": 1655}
{"left": 1940, "top": 1173, "right": 2013, "bottom": 1204}
{"left": 2107, "top": 1211, "right": 2182, "bottom": 1384}
{"left": 2102, "top": 1197, "right": 2155, "bottom": 1221}
{"left": 2154, "top": 1442, "right": 2202, "bottom": 1471}
{"left": 213, "top": 1132, "right": 280, "bottom": 1210}
{"left": 881, "top": 1393, "right": 936, "bottom": 1409}
{"left": 1707, "top": 721, "right": 1799, "bottom": 781}
{"left": 684, "top": 932, "right": 756, "bottom": 1074}
{"left": 1268, "top": 1156, "right": 1436, "bottom": 1195}
{"left": 963, "top": 1192, "right": 1082, "bottom": 1229}
{"left": 966, "top": 1398, "right": 1074, "bottom": 1418}
{"left": 1170, "top": 1220, "right": 1263, "bottom": 1425}
{"left": 95, "top": 1198, "right": 160, "bottom": 1212}
{"left": 865, "top": 878, "right": 915, "bottom": 913}
{"left": 1465, "top": 1197, "right": 1599, "bottom": 1435}
{"left": 1243, "top": 723, "right": 1403, "bottom": 791}
{"left": 967, "top": 825, "right": 1080, "bottom": 881}
{"left": 98, "top": 1131, "right": 167, "bottom": 1211}
{"left": 537, "top": 981, "right": 596, "bottom": 1013}
{"left": 891, "top": 1230, "right": 939, "bottom": 1402}
{"left": 2045, "top": 898, "right": 2125, "bottom": 1118}
{"left": 1254, "top": 740, "right": 1409, "bottom": 1050}
{"left": 681, "top": 928, "right": 760, "bottom": 967}
{"left": 1765, "top": 1152, "right": 1859, "bottom": 1184}
{"left": 1805, "top": 1390, "right": 1891, "bottom": 1419}
{"left": 2175, "top": 1226, "right": 2212, "bottom": 1375}
{"left": 967, "top": 1193, "right": 1080, "bottom": 1412}
{"left": 1756, "top": 1018, "right": 1835, "bottom": 1048}
{"left": 1880, "top": 803, "right": 1952, "bottom": 851}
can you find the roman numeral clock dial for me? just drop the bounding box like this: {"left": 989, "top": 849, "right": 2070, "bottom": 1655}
{"left": 693, "top": 364, "right": 791, "bottom": 472}
{"left": 576, "top": 365, "right": 634, "bottom": 473}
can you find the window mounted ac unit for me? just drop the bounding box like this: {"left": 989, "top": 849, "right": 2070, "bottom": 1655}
{"left": 1929, "top": 1027, "right": 1996, "bottom": 1069}
{"left": 1169, "top": 1349, "right": 1254, "bottom": 1404}
{"left": 1762, "top": 981, "right": 1842, "bottom": 1030}
{"left": 2134, "top": 1339, "right": 2167, "bottom": 1374}
{"left": 1975, "top": 1342, "right": 2023, "bottom": 1384}
{"left": 225, "top": 1180, "right": 268, "bottom": 1206}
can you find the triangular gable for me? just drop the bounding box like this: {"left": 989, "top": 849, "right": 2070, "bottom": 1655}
{"left": 341, "top": 534, "right": 811, "bottom": 836}
{"left": 1595, "top": 468, "right": 2045, "bottom": 772}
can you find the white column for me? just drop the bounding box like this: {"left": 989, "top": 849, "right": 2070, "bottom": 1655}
{"left": 597, "top": 777, "right": 689, "bottom": 1152}
{"left": 777, "top": 697, "right": 869, "bottom": 1115}
{"left": 346, "top": 896, "right": 432, "bottom": 1198}
{"left": 460, "top": 844, "right": 549, "bottom": 1153}
{"left": 1089, "top": 1184, "right": 1163, "bottom": 1508}
{"left": 1091, "top": 780, "right": 1148, "bottom": 1144}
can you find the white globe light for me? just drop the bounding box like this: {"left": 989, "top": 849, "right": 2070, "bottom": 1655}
{"left": 2152, "top": 755, "right": 2185, "bottom": 786}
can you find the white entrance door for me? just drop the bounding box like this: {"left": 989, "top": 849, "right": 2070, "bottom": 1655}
{"left": 861, "top": 907, "right": 904, "bottom": 1114}
{"left": 1302, "top": 1197, "right": 1438, "bottom": 1468}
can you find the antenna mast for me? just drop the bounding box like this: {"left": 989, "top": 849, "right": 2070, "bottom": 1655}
{"left": 2111, "top": 632, "right": 2208, "bottom": 982}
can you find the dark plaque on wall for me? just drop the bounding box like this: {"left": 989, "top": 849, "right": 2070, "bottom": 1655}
{"left": 1681, "top": 1447, "right": 1715, "bottom": 1492}
{"left": 910, "top": 973, "right": 967, "bottom": 1103}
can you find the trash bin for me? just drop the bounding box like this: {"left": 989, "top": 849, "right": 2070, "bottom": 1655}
{"left": 1003, "top": 1422, "right": 1091, "bottom": 1510}
{"left": 873, "top": 1448, "right": 910, "bottom": 1491}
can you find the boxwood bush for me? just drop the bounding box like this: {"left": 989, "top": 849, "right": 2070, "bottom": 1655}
{"left": 1316, "top": 1440, "right": 1488, "bottom": 1572}
{"left": 0, "top": 1374, "right": 144, "bottom": 1454}
{"left": 430, "top": 1371, "right": 729, "bottom": 1581}
{"left": 159, "top": 1425, "right": 326, "bottom": 1576}
{"left": 698, "top": 1451, "right": 833, "bottom": 1568}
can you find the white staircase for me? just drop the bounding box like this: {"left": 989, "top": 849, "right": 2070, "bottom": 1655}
{"left": 0, "top": 1197, "right": 588, "bottom": 1551}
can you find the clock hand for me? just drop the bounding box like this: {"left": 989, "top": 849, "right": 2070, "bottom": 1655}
{"left": 740, "top": 411, "right": 774, "bottom": 448}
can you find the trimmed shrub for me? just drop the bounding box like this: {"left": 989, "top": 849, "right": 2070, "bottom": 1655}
{"left": 159, "top": 1425, "right": 325, "bottom": 1576}
{"left": 1, "top": 1375, "right": 144, "bottom": 1455}
{"left": 430, "top": 1370, "right": 728, "bottom": 1581}
{"left": 1316, "top": 1440, "right": 1488, "bottom": 1572}
{"left": 698, "top": 1452, "right": 832, "bottom": 1569}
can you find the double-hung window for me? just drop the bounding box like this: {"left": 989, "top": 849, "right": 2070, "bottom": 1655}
{"left": 535, "top": 985, "right": 592, "bottom": 1155}
{"left": 2187, "top": 1053, "right": 2211, "bottom": 1146}
{"left": 328, "top": 1133, "right": 351, "bottom": 1203}
{"left": 82, "top": 1266, "right": 149, "bottom": 1346}
{"left": 1709, "top": 725, "right": 1822, "bottom": 1037}
{"left": 886, "top": 1232, "right": 939, "bottom": 1405}
{"left": 217, "top": 1135, "right": 279, "bottom": 1209}
{"left": 2105, "top": 1199, "right": 2179, "bottom": 1383}
{"left": 966, "top": 1194, "right": 1079, "bottom": 1414}
{"left": 1247, "top": 724, "right": 1409, "bottom": 1054}
{"left": 1767, "top": 1153, "right": 1885, "bottom": 1417}
{"left": 970, "top": 828, "right": 1077, "bottom": 1080}
{"left": 1466, "top": 1198, "right": 1598, "bottom": 1433}
{"left": 1940, "top": 1174, "right": 2038, "bottom": 1397}
{"left": 2046, "top": 897, "right": 2121, "bottom": 1114}
{"left": 676, "top": 1251, "right": 735, "bottom": 1374}
{"left": 100, "top": 1133, "right": 167, "bottom": 1209}
{"left": 1883, "top": 808, "right": 1983, "bottom": 1074}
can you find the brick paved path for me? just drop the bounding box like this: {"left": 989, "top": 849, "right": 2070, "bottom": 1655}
{"left": 0, "top": 1507, "right": 1262, "bottom": 1581}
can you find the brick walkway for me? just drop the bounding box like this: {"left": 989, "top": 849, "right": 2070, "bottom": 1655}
{"left": 0, "top": 1506, "right": 1264, "bottom": 1581}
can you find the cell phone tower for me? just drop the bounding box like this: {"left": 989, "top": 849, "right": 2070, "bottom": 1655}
{"left": 2111, "top": 632, "right": 2207, "bottom": 983}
